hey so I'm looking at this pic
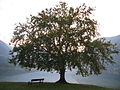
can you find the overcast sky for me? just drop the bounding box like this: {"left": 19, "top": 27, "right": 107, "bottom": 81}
{"left": 0, "top": 0, "right": 120, "bottom": 44}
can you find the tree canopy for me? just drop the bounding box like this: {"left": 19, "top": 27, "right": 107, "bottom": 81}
{"left": 10, "top": 2, "right": 119, "bottom": 83}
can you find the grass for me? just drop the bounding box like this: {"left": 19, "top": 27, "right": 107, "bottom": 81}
{"left": 0, "top": 82, "right": 120, "bottom": 90}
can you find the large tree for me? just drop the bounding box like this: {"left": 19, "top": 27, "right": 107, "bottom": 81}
{"left": 10, "top": 2, "right": 118, "bottom": 83}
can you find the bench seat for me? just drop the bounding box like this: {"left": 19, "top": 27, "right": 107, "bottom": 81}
{"left": 28, "top": 78, "right": 44, "bottom": 85}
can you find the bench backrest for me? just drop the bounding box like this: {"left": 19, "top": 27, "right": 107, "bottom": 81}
{"left": 31, "top": 78, "right": 44, "bottom": 81}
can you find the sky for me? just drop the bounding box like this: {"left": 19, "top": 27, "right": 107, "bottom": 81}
{"left": 0, "top": 0, "right": 120, "bottom": 44}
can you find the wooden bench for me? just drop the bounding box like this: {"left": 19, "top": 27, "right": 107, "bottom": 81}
{"left": 28, "top": 78, "right": 44, "bottom": 85}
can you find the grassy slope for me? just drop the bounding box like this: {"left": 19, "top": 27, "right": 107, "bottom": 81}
{"left": 0, "top": 82, "right": 120, "bottom": 90}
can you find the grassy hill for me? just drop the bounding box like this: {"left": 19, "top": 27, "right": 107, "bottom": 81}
{"left": 0, "top": 82, "right": 119, "bottom": 90}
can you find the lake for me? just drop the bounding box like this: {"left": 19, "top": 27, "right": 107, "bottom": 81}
{"left": 0, "top": 71, "right": 120, "bottom": 89}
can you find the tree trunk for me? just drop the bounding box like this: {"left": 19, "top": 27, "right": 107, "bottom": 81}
{"left": 56, "top": 68, "right": 67, "bottom": 83}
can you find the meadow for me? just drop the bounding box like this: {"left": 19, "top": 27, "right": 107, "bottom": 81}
{"left": 0, "top": 82, "right": 119, "bottom": 90}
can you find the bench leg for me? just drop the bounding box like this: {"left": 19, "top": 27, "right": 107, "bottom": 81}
{"left": 28, "top": 82, "right": 31, "bottom": 85}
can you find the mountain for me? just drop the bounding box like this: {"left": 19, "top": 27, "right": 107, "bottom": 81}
{"left": 105, "top": 35, "right": 120, "bottom": 75}
{"left": 0, "top": 40, "right": 10, "bottom": 56}
{"left": 0, "top": 40, "right": 77, "bottom": 83}
{"left": 106, "top": 35, "right": 120, "bottom": 45}
{"left": 0, "top": 40, "right": 27, "bottom": 77}
{"left": 0, "top": 40, "right": 10, "bottom": 69}
{"left": 72, "top": 35, "right": 120, "bottom": 88}
{"left": 0, "top": 35, "right": 120, "bottom": 88}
